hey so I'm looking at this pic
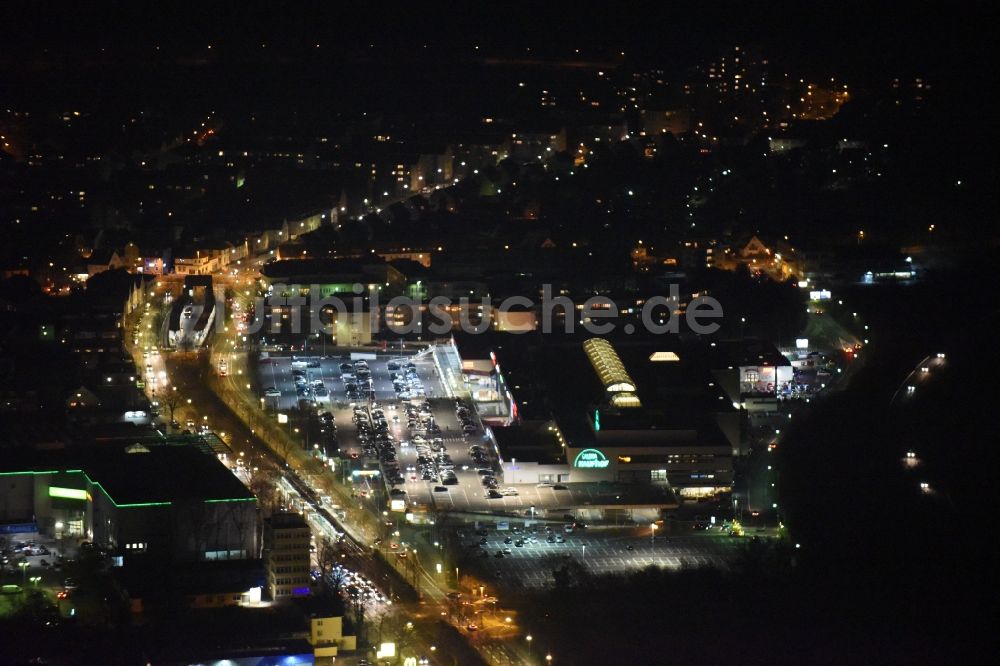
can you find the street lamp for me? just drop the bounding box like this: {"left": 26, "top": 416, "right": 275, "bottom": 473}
{"left": 526, "top": 635, "right": 533, "bottom": 656}
{"left": 546, "top": 655, "right": 553, "bottom": 664}
{"left": 19, "top": 561, "right": 29, "bottom": 585}
{"left": 650, "top": 522, "right": 657, "bottom": 544}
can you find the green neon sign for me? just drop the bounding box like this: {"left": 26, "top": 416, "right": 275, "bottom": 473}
{"left": 594, "top": 409, "right": 601, "bottom": 432}
{"left": 573, "top": 448, "right": 610, "bottom": 469}
{"left": 49, "top": 487, "right": 88, "bottom": 501}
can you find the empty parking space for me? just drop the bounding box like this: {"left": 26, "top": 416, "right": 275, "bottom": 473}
{"left": 463, "top": 530, "right": 745, "bottom": 589}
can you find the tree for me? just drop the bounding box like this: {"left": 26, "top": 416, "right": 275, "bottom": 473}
{"left": 163, "top": 386, "right": 182, "bottom": 424}
{"left": 273, "top": 431, "right": 295, "bottom": 466}
{"left": 249, "top": 470, "right": 279, "bottom": 514}
{"left": 548, "top": 555, "right": 589, "bottom": 591}
{"left": 326, "top": 566, "right": 349, "bottom": 594}
{"left": 316, "top": 536, "right": 339, "bottom": 573}
{"left": 348, "top": 589, "right": 369, "bottom": 647}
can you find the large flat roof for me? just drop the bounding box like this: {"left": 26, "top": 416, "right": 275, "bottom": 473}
{"left": 492, "top": 422, "right": 568, "bottom": 465}
{"left": 0, "top": 444, "right": 255, "bottom": 507}
{"left": 463, "top": 332, "right": 737, "bottom": 448}
{"left": 261, "top": 257, "right": 389, "bottom": 281}
{"left": 706, "top": 338, "right": 791, "bottom": 368}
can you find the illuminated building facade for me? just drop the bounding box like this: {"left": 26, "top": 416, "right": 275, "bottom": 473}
{"left": 264, "top": 512, "right": 313, "bottom": 600}
{"left": 0, "top": 444, "right": 259, "bottom": 563}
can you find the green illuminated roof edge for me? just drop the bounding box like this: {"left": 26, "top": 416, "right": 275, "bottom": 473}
{"left": 1, "top": 468, "right": 252, "bottom": 508}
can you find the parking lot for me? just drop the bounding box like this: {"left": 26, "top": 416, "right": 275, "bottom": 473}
{"left": 463, "top": 528, "right": 746, "bottom": 589}
{"left": 1, "top": 534, "right": 84, "bottom": 614}
{"left": 254, "top": 350, "right": 687, "bottom": 524}
{"left": 256, "top": 351, "right": 445, "bottom": 456}
{"left": 391, "top": 397, "right": 505, "bottom": 510}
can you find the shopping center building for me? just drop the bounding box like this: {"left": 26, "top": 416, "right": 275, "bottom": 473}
{"left": 0, "top": 442, "right": 259, "bottom": 564}
{"left": 449, "top": 332, "right": 741, "bottom": 502}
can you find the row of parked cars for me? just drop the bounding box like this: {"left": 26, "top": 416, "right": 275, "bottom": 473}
{"left": 342, "top": 360, "right": 375, "bottom": 402}
{"left": 356, "top": 405, "right": 405, "bottom": 486}
{"left": 406, "top": 401, "right": 442, "bottom": 437}
{"left": 2, "top": 541, "right": 55, "bottom": 573}
{"left": 468, "top": 442, "right": 502, "bottom": 496}
{"left": 316, "top": 410, "right": 338, "bottom": 453}
{"left": 294, "top": 368, "right": 330, "bottom": 400}
{"left": 401, "top": 401, "right": 447, "bottom": 483}
{"left": 390, "top": 360, "right": 425, "bottom": 400}
{"left": 456, "top": 400, "right": 478, "bottom": 435}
